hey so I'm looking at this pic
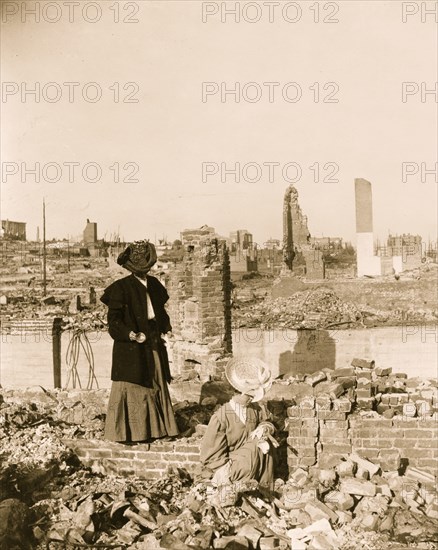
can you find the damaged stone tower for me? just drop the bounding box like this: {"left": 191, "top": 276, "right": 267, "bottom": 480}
{"left": 282, "top": 185, "right": 325, "bottom": 279}
{"left": 165, "top": 226, "right": 232, "bottom": 382}
{"left": 283, "top": 186, "right": 296, "bottom": 270}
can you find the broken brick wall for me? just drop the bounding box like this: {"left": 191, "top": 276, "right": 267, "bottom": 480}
{"left": 1, "top": 318, "right": 54, "bottom": 336}
{"left": 165, "top": 229, "right": 232, "bottom": 382}
{"left": 285, "top": 366, "right": 438, "bottom": 476}
{"left": 4, "top": 370, "right": 437, "bottom": 482}
{"left": 64, "top": 438, "right": 201, "bottom": 479}
{"left": 350, "top": 416, "right": 437, "bottom": 472}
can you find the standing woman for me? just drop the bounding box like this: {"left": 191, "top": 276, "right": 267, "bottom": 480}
{"left": 101, "top": 240, "right": 179, "bottom": 443}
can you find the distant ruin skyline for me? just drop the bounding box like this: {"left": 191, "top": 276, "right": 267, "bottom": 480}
{"left": 8, "top": 213, "right": 436, "bottom": 252}
{"left": 4, "top": 180, "right": 436, "bottom": 248}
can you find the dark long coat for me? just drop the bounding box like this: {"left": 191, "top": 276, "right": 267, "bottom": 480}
{"left": 100, "top": 274, "right": 172, "bottom": 387}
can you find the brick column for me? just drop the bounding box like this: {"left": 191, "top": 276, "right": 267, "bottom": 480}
{"left": 165, "top": 228, "right": 232, "bottom": 381}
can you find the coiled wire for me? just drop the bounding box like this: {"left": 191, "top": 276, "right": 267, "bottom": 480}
{"left": 65, "top": 329, "right": 99, "bottom": 390}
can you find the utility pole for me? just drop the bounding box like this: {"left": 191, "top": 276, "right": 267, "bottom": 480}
{"left": 43, "top": 199, "right": 47, "bottom": 296}
{"left": 67, "top": 235, "right": 70, "bottom": 272}
{"left": 52, "top": 317, "right": 62, "bottom": 388}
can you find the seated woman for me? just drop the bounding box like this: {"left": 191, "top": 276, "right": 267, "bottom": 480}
{"left": 199, "top": 358, "right": 277, "bottom": 502}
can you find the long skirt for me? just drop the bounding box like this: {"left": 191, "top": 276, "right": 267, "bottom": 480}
{"left": 203, "top": 439, "right": 274, "bottom": 492}
{"left": 104, "top": 350, "right": 179, "bottom": 442}
{"left": 228, "top": 439, "right": 274, "bottom": 490}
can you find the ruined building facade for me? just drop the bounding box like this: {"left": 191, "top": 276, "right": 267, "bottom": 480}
{"left": 1, "top": 220, "right": 27, "bottom": 241}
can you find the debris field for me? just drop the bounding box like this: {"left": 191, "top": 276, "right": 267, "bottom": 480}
{"left": 1, "top": 358, "right": 437, "bottom": 550}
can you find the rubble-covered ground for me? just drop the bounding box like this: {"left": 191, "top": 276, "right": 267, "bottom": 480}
{"left": 1, "top": 259, "right": 437, "bottom": 331}
{"left": 0, "top": 257, "right": 114, "bottom": 327}
{"left": 1, "top": 257, "right": 438, "bottom": 548}
{"left": 232, "top": 264, "right": 438, "bottom": 330}
{"left": 233, "top": 286, "right": 365, "bottom": 330}
{"left": 1, "top": 391, "right": 437, "bottom": 550}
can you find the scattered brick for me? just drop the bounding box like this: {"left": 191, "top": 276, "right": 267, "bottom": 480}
{"left": 339, "top": 479, "right": 377, "bottom": 497}
{"left": 351, "top": 358, "right": 375, "bottom": 369}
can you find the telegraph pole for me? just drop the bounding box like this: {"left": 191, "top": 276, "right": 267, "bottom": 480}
{"left": 43, "top": 199, "right": 47, "bottom": 296}
{"left": 67, "top": 235, "right": 70, "bottom": 272}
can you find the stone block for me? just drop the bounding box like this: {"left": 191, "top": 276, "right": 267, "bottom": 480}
{"left": 351, "top": 358, "right": 375, "bottom": 369}
{"left": 350, "top": 453, "right": 380, "bottom": 476}
{"left": 213, "top": 536, "right": 250, "bottom": 549}
{"left": 375, "top": 367, "right": 392, "bottom": 376}
{"left": 305, "top": 371, "right": 327, "bottom": 387}
{"left": 304, "top": 500, "right": 338, "bottom": 523}
{"left": 325, "top": 491, "right": 355, "bottom": 511}
{"left": 356, "top": 397, "right": 376, "bottom": 410}
{"left": 355, "top": 467, "right": 370, "bottom": 480}
{"left": 283, "top": 486, "right": 317, "bottom": 510}
{"left": 335, "top": 459, "right": 356, "bottom": 478}
{"left": 378, "top": 449, "right": 401, "bottom": 472}
{"left": 318, "top": 454, "right": 343, "bottom": 469}
{"left": 356, "top": 389, "right": 373, "bottom": 398}
{"left": 289, "top": 467, "right": 308, "bottom": 488}
{"left": 296, "top": 395, "right": 315, "bottom": 408}
{"left": 259, "top": 537, "right": 281, "bottom": 549}
{"left": 360, "top": 513, "right": 379, "bottom": 531}
{"left": 332, "top": 398, "right": 352, "bottom": 413}
{"left": 339, "top": 479, "right": 376, "bottom": 497}
{"left": 315, "top": 395, "right": 332, "bottom": 411}
{"left": 317, "top": 411, "right": 347, "bottom": 421}
{"left": 332, "top": 368, "right": 355, "bottom": 378}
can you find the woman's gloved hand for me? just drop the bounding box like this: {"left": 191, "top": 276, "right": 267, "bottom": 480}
{"left": 129, "top": 331, "right": 146, "bottom": 343}
{"left": 250, "top": 421, "right": 279, "bottom": 449}
{"left": 249, "top": 425, "right": 267, "bottom": 441}
{"left": 257, "top": 440, "right": 270, "bottom": 455}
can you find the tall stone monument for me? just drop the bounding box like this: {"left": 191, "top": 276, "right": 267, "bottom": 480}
{"left": 355, "top": 178, "right": 381, "bottom": 277}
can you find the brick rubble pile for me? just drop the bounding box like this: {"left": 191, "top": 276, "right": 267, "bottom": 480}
{"left": 1, "top": 360, "right": 438, "bottom": 549}
{"left": 233, "top": 288, "right": 366, "bottom": 330}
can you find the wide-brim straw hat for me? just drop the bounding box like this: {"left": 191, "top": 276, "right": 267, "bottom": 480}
{"left": 225, "top": 357, "right": 272, "bottom": 402}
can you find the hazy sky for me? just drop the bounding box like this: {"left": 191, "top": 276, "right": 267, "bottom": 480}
{"left": 1, "top": 0, "right": 437, "bottom": 246}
